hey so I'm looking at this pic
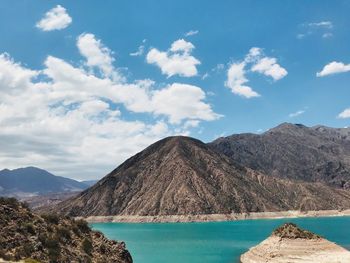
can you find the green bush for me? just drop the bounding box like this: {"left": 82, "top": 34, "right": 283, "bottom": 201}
{"left": 41, "top": 214, "right": 60, "bottom": 225}
{"left": 75, "top": 219, "right": 90, "bottom": 233}
{"left": 82, "top": 238, "right": 93, "bottom": 255}
{"left": 44, "top": 236, "right": 61, "bottom": 262}
{"left": 38, "top": 233, "right": 48, "bottom": 245}
{"left": 23, "top": 223, "right": 36, "bottom": 235}
{"left": 99, "top": 244, "right": 106, "bottom": 254}
{"left": 56, "top": 226, "right": 71, "bottom": 241}
{"left": 23, "top": 243, "right": 34, "bottom": 257}
{"left": 0, "top": 197, "right": 19, "bottom": 208}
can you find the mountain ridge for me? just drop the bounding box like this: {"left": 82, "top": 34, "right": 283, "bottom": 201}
{"left": 52, "top": 133, "right": 350, "bottom": 217}
{"left": 209, "top": 123, "right": 350, "bottom": 189}
{"left": 0, "top": 167, "right": 89, "bottom": 197}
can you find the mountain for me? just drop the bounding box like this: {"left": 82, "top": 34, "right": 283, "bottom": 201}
{"left": 209, "top": 123, "right": 350, "bottom": 189}
{"left": 240, "top": 223, "right": 350, "bottom": 263}
{"left": 0, "top": 167, "right": 89, "bottom": 197}
{"left": 81, "top": 180, "right": 99, "bottom": 187}
{"left": 0, "top": 197, "right": 132, "bottom": 263}
{"left": 53, "top": 136, "right": 350, "bottom": 217}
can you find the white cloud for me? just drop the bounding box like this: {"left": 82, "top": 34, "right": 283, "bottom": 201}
{"left": 338, "top": 108, "right": 350, "bottom": 119}
{"left": 170, "top": 39, "right": 194, "bottom": 53}
{"left": 77, "top": 33, "right": 123, "bottom": 81}
{"left": 0, "top": 53, "right": 39, "bottom": 94}
{"left": 289, "top": 110, "right": 305, "bottom": 118}
{"left": 322, "top": 32, "right": 333, "bottom": 38}
{"left": 308, "top": 21, "right": 333, "bottom": 29}
{"left": 130, "top": 45, "right": 144, "bottom": 57}
{"left": 185, "top": 30, "right": 199, "bottom": 37}
{"left": 36, "top": 5, "right": 72, "bottom": 31}
{"left": 247, "top": 47, "right": 288, "bottom": 81}
{"left": 212, "top": 63, "right": 225, "bottom": 72}
{"left": 0, "top": 35, "right": 220, "bottom": 179}
{"left": 225, "top": 47, "right": 287, "bottom": 98}
{"left": 151, "top": 83, "right": 222, "bottom": 124}
{"left": 146, "top": 39, "right": 200, "bottom": 77}
{"left": 317, "top": 61, "right": 350, "bottom": 77}
{"left": 202, "top": 72, "right": 209, "bottom": 80}
{"left": 225, "top": 62, "right": 260, "bottom": 98}
{"left": 298, "top": 21, "right": 333, "bottom": 40}
{"left": 296, "top": 33, "right": 306, "bottom": 39}
{"left": 251, "top": 57, "right": 288, "bottom": 81}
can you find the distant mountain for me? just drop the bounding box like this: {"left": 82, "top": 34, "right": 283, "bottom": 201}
{"left": 53, "top": 136, "right": 350, "bottom": 217}
{"left": 0, "top": 167, "right": 89, "bottom": 197}
{"left": 81, "top": 180, "right": 98, "bottom": 187}
{"left": 209, "top": 123, "right": 350, "bottom": 189}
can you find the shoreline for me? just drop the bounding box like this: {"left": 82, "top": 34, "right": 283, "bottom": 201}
{"left": 82, "top": 209, "right": 350, "bottom": 223}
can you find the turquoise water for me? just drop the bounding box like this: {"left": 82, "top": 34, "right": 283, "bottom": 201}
{"left": 91, "top": 216, "right": 350, "bottom": 263}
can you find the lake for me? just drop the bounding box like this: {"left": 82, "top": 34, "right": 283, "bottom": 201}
{"left": 91, "top": 216, "right": 350, "bottom": 263}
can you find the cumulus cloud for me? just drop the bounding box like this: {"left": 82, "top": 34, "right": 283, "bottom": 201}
{"left": 77, "top": 33, "right": 123, "bottom": 81}
{"left": 151, "top": 83, "right": 222, "bottom": 124}
{"left": 0, "top": 35, "right": 220, "bottom": 180}
{"left": 36, "top": 5, "right": 72, "bottom": 31}
{"left": 317, "top": 61, "right": 350, "bottom": 77}
{"left": 225, "top": 47, "right": 287, "bottom": 98}
{"left": 251, "top": 57, "right": 288, "bottom": 80}
{"left": 225, "top": 62, "right": 260, "bottom": 98}
{"left": 338, "top": 108, "right": 350, "bottom": 119}
{"left": 146, "top": 39, "right": 200, "bottom": 77}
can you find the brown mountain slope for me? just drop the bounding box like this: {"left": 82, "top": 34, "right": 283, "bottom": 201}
{"left": 54, "top": 136, "right": 350, "bottom": 217}
{"left": 209, "top": 123, "right": 350, "bottom": 189}
{"left": 0, "top": 197, "right": 132, "bottom": 263}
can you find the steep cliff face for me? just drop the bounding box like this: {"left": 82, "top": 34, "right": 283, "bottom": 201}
{"left": 0, "top": 198, "right": 132, "bottom": 263}
{"left": 209, "top": 123, "right": 350, "bottom": 189}
{"left": 53, "top": 136, "right": 350, "bottom": 217}
{"left": 240, "top": 223, "right": 350, "bottom": 263}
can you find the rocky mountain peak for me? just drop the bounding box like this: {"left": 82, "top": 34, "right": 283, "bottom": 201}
{"left": 266, "top": 122, "right": 309, "bottom": 135}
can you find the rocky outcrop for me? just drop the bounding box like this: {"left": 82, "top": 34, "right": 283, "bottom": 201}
{"left": 209, "top": 123, "right": 350, "bottom": 189}
{"left": 0, "top": 197, "right": 132, "bottom": 263}
{"left": 52, "top": 136, "right": 350, "bottom": 217}
{"left": 240, "top": 223, "right": 350, "bottom": 263}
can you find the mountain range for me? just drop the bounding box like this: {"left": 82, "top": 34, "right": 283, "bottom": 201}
{"left": 0, "top": 167, "right": 93, "bottom": 197}
{"left": 53, "top": 124, "right": 350, "bottom": 217}
{"left": 209, "top": 123, "right": 350, "bottom": 189}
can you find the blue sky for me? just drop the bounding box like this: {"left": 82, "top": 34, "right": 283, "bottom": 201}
{"left": 0, "top": 1, "right": 350, "bottom": 179}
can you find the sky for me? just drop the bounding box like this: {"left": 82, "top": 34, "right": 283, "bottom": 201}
{"left": 0, "top": 1, "right": 350, "bottom": 180}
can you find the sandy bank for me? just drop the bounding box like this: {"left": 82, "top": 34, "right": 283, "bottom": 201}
{"left": 81, "top": 209, "right": 350, "bottom": 223}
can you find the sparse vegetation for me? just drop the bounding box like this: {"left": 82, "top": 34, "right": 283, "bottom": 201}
{"left": 75, "top": 218, "right": 90, "bottom": 233}
{"left": 82, "top": 238, "right": 93, "bottom": 255}
{"left": 41, "top": 213, "right": 60, "bottom": 224}
{"left": 273, "top": 223, "right": 321, "bottom": 239}
{"left": 23, "top": 222, "right": 36, "bottom": 235}
{"left": 56, "top": 226, "right": 71, "bottom": 241}
{"left": 0, "top": 197, "right": 132, "bottom": 262}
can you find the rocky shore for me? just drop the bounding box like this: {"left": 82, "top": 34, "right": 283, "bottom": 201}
{"left": 240, "top": 223, "right": 350, "bottom": 263}
{"left": 81, "top": 209, "right": 350, "bottom": 223}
